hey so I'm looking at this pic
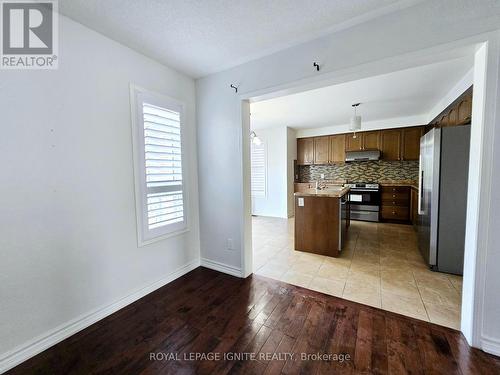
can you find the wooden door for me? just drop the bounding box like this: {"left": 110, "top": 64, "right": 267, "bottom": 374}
{"left": 297, "top": 138, "right": 314, "bottom": 165}
{"left": 362, "top": 131, "right": 380, "bottom": 150}
{"left": 381, "top": 129, "right": 402, "bottom": 161}
{"left": 313, "top": 136, "right": 330, "bottom": 164}
{"left": 402, "top": 127, "right": 423, "bottom": 161}
{"left": 345, "top": 133, "right": 362, "bottom": 151}
{"left": 329, "top": 134, "right": 346, "bottom": 163}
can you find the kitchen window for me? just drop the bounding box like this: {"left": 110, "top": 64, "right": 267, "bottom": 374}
{"left": 251, "top": 141, "right": 266, "bottom": 197}
{"left": 130, "top": 86, "right": 188, "bottom": 245}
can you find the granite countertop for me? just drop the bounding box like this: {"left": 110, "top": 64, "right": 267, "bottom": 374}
{"left": 378, "top": 180, "right": 419, "bottom": 189}
{"left": 294, "top": 186, "right": 350, "bottom": 198}
{"left": 295, "top": 180, "right": 346, "bottom": 185}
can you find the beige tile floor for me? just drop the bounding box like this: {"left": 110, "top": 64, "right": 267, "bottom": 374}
{"left": 252, "top": 216, "right": 463, "bottom": 330}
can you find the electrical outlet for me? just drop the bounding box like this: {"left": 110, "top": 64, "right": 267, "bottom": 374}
{"left": 320, "top": 173, "right": 325, "bottom": 179}
{"left": 227, "top": 238, "right": 234, "bottom": 251}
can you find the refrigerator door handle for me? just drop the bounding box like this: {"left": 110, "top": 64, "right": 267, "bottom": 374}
{"left": 418, "top": 154, "right": 424, "bottom": 215}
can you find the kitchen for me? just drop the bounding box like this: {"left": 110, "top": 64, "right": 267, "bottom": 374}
{"left": 250, "top": 57, "right": 473, "bottom": 329}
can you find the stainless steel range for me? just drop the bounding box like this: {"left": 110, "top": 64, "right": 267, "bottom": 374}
{"left": 344, "top": 182, "right": 380, "bottom": 222}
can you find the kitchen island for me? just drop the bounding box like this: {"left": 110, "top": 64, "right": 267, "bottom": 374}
{"left": 294, "top": 186, "right": 350, "bottom": 258}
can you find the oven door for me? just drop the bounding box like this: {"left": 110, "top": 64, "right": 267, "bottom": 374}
{"left": 348, "top": 190, "right": 380, "bottom": 205}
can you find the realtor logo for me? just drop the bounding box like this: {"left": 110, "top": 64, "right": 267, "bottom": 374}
{"left": 1, "top": 0, "right": 58, "bottom": 69}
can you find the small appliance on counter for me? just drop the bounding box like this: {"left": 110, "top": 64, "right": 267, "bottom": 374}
{"left": 344, "top": 182, "right": 380, "bottom": 222}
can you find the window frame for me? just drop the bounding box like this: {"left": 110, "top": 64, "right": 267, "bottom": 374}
{"left": 130, "top": 84, "right": 189, "bottom": 246}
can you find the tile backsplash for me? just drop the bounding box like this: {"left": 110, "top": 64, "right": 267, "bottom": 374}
{"left": 299, "top": 161, "right": 419, "bottom": 183}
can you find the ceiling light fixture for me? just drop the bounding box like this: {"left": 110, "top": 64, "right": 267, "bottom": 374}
{"left": 350, "top": 103, "right": 362, "bottom": 138}
{"left": 250, "top": 131, "right": 262, "bottom": 145}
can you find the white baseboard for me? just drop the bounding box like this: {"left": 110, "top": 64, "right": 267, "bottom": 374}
{"left": 0, "top": 259, "right": 200, "bottom": 374}
{"left": 200, "top": 258, "right": 243, "bottom": 277}
{"left": 481, "top": 335, "right": 500, "bottom": 357}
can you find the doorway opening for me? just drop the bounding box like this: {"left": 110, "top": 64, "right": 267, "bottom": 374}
{"left": 247, "top": 51, "right": 476, "bottom": 330}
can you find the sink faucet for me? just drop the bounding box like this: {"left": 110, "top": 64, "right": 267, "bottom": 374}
{"left": 316, "top": 180, "right": 326, "bottom": 190}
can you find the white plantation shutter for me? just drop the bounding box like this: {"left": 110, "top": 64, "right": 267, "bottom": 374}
{"left": 143, "top": 103, "right": 184, "bottom": 229}
{"left": 251, "top": 142, "right": 266, "bottom": 197}
{"left": 131, "top": 87, "right": 188, "bottom": 245}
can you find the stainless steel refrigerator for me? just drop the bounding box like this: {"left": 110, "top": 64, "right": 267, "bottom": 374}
{"left": 417, "top": 125, "right": 470, "bottom": 275}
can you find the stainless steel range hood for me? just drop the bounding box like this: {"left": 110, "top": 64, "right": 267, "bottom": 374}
{"left": 345, "top": 150, "right": 380, "bottom": 162}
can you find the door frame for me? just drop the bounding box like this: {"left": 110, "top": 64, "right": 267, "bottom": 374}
{"left": 238, "top": 31, "right": 500, "bottom": 351}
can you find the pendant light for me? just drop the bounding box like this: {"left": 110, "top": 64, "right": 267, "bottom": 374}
{"left": 350, "top": 103, "right": 362, "bottom": 139}
{"left": 250, "top": 131, "right": 262, "bottom": 145}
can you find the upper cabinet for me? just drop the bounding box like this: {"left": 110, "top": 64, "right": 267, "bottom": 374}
{"left": 448, "top": 107, "right": 458, "bottom": 127}
{"left": 345, "top": 133, "right": 362, "bottom": 151}
{"left": 297, "top": 138, "right": 314, "bottom": 165}
{"left": 457, "top": 92, "right": 472, "bottom": 125}
{"left": 313, "top": 137, "right": 330, "bottom": 164}
{"left": 296, "top": 126, "right": 424, "bottom": 164}
{"left": 432, "top": 87, "right": 473, "bottom": 127}
{"left": 380, "top": 129, "right": 402, "bottom": 161}
{"left": 345, "top": 131, "right": 380, "bottom": 151}
{"left": 402, "top": 127, "right": 424, "bottom": 161}
{"left": 362, "top": 131, "right": 381, "bottom": 150}
{"left": 330, "top": 134, "right": 346, "bottom": 163}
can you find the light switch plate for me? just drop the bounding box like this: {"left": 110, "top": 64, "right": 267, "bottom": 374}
{"left": 298, "top": 197, "right": 304, "bottom": 207}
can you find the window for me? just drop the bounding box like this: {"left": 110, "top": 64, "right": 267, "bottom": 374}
{"left": 251, "top": 141, "right": 266, "bottom": 197}
{"left": 130, "top": 86, "right": 187, "bottom": 245}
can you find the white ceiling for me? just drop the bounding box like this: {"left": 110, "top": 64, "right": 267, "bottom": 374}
{"left": 59, "top": 0, "right": 424, "bottom": 78}
{"left": 250, "top": 56, "right": 473, "bottom": 130}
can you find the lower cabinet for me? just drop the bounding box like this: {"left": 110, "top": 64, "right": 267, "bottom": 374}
{"left": 380, "top": 186, "right": 411, "bottom": 222}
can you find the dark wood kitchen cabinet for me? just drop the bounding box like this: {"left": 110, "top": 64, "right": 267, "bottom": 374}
{"left": 362, "top": 131, "right": 381, "bottom": 150}
{"left": 381, "top": 185, "right": 410, "bottom": 222}
{"left": 457, "top": 93, "right": 472, "bottom": 125}
{"left": 430, "top": 87, "right": 472, "bottom": 127}
{"left": 380, "top": 129, "right": 402, "bottom": 161}
{"left": 345, "top": 131, "right": 380, "bottom": 151}
{"left": 448, "top": 107, "right": 458, "bottom": 126}
{"left": 296, "top": 125, "right": 430, "bottom": 164}
{"left": 402, "top": 126, "right": 424, "bottom": 161}
{"left": 313, "top": 136, "right": 330, "bottom": 164}
{"left": 297, "top": 138, "right": 314, "bottom": 165}
{"left": 329, "top": 134, "right": 346, "bottom": 163}
{"left": 345, "top": 133, "right": 362, "bottom": 151}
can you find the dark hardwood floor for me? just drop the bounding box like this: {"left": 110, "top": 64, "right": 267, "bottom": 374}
{"left": 7, "top": 267, "right": 500, "bottom": 374}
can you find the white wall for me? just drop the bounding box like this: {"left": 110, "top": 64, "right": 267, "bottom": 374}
{"left": 427, "top": 67, "right": 474, "bottom": 123}
{"left": 462, "top": 40, "right": 500, "bottom": 355}
{"left": 196, "top": 0, "right": 500, "bottom": 354}
{"left": 295, "top": 65, "right": 473, "bottom": 139}
{"left": 251, "top": 126, "right": 288, "bottom": 218}
{"left": 0, "top": 15, "right": 200, "bottom": 369}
